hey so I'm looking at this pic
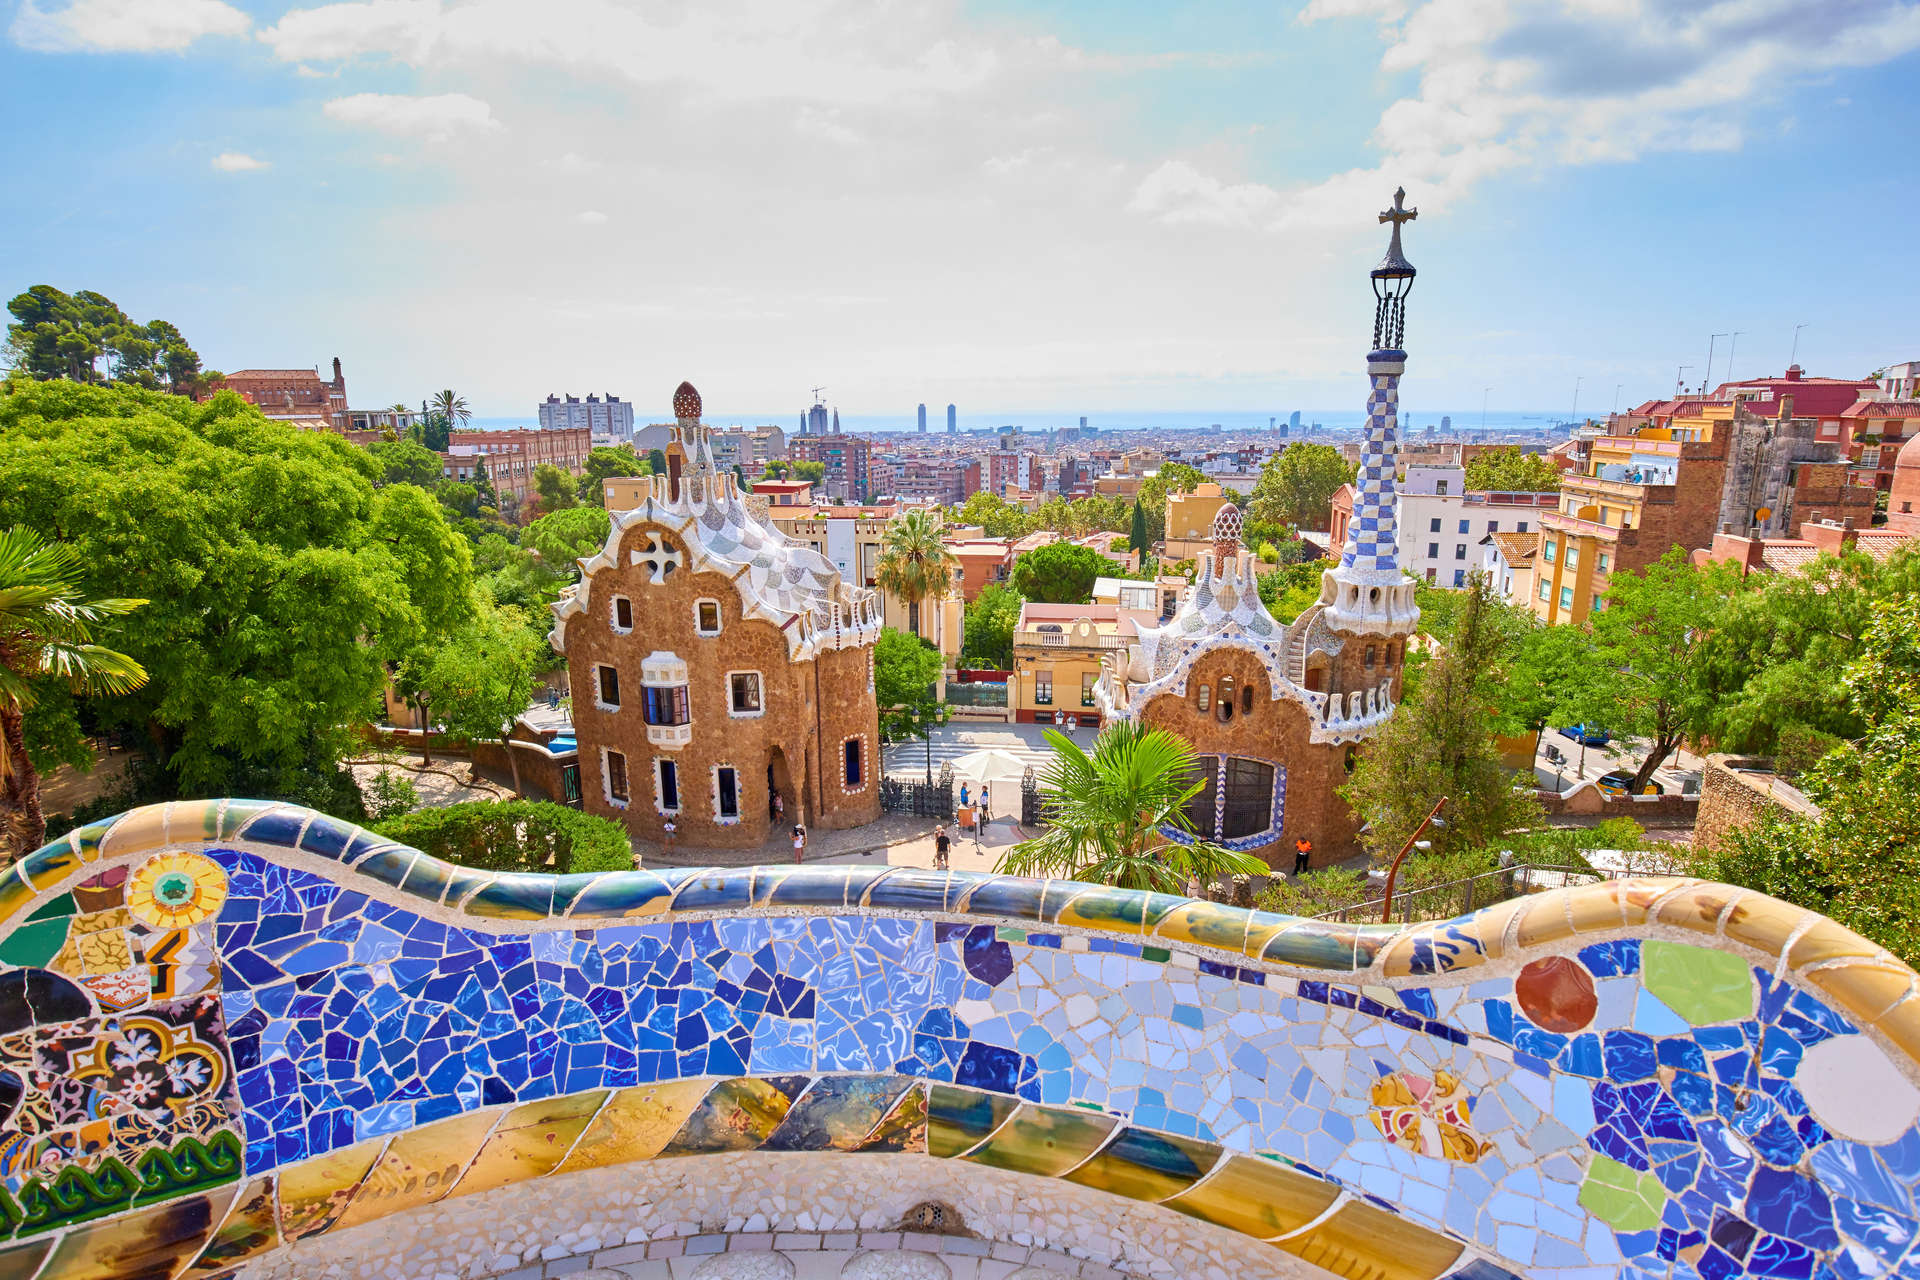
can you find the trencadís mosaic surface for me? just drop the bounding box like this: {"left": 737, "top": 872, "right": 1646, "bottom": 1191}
{"left": 2, "top": 801, "right": 1919, "bottom": 1280}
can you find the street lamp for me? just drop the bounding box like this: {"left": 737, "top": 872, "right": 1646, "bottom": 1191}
{"left": 1379, "top": 796, "right": 1448, "bottom": 923}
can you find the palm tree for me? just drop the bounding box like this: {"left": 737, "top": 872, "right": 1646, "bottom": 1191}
{"left": 0, "top": 528, "right": 148, "bottom": 863}
{"left": 998, "top": 723, "right": 1269, "bottom": 894}
{"left": 431, "top": 389, "right": 472, "bottom": 433}
{"left": 874, "top": 509, "right": 959, "bottom": 637}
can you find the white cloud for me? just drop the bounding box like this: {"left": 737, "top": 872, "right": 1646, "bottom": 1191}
{"left": 11, "top": 0, "right": 247, "bottom": 52}
{"left": 573, "top": 210, "right": 608, "bottom": 225}
{"left": 794, "top": 107, "right": 863, "bottom": 147}
{"left": 322, "top": 92, "right": 499, "bottom": 141}
{"left": 211, "top": 151, "right": 269, "bottom": 172}
{"left": 1140, "top": 0, "right": 1920, "bottom": 233}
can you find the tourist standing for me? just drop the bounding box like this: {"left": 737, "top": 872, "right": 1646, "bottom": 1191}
{"left": 663, "top": 817, "right": 677, "bottom": 856}
{"left": 933, "top": 825, "right": 950, "bottom": 871}
{"left": 1293, "top": 836, "right": 1313, "bottom": 876}
{"left": 792, "top": 825, "right": 807, "bottom": 864}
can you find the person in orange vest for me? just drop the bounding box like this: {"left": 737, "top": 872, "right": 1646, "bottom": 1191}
{"left": 1293, "top": 836, "right": 1313, "bottom": 876}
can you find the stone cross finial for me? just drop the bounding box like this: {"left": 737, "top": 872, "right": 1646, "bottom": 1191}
{"left": 1379, "top": 187, "right": 1417, "bottom": 230}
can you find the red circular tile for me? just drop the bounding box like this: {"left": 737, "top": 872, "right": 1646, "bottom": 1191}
{"left": 1515, "top": 955, "right": 1597, "bottom": 1033}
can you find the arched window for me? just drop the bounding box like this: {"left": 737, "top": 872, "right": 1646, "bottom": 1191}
{"left": 1365, "top": 645, "right": 1376, "bottom": 669}
{"left": 1217, "top": 676, "right": 1235, "bottom": 723}
{"left": 1241, "top": 684, "right": 1254, "bottom": 715}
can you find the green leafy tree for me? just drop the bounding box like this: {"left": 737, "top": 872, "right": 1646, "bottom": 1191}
{"left": 874, "top": 628, "right": 949, "bottom": 759}
{"left": 649, "top": 449, "right": 672, "bottom": 476}
{"left": 761, "top": 460, "right": 791, "bottom": 479}
{"left": 875, "top": 509, "right": 959, "bottom": 636}
{"left": 1249, "top": 444, "right": 1356, "bottom": 530}
{"left": 1464, "top": 447, "right": 1562, "bottom": 493}
{"left": 0, "top": 528, "right": 149, "bottom": 862}
{"left": 789, "top": 459, "right": 825, "bottom": 483}
{"left": 1342, "top": 571, "right": 1542, "bottom": 859}
{"left": 0, "top": 379, "right": 475, "bottom": 802}
{"left": 955, "top": 491, "right": 1039, "bottom": 539}
{"left": 1587, "top": 549, "right": 1742, "bottom": 791}
{"left": 1128, "top": 500, "right": 1149, "bottom": 557}
{"left": 471, "top": 457, "right": 500, "bottom": 512}
{"left": 998, "top": 722, "right": 1268, "bottom": 892}
{"left": 1255, "top": 560, "right": 1329, "bottom": 624}
{"left": 961, "top": 582, "right": 1022, "bottom": 669}
{"left": 531, "top": 463, "right": 580, "bottom": 514}
{"left": 523, "top": 506, "right": 611, "bottom": 572}
{"left": 430, "top": 389, "right": 472, "bottom": 433}
{"left": 1690, "top": 594, "right": 1920, "bottom": 963}
{"left": 5, "top": 287, "right": 200, "bottom": 390}
{"left": 398, "top": 600, "right": 540, "bottom": 787}
{"left": 1695, "top": 547, "right": 1920, "bottom": 753}
{"left": 1503, "top": 619, "right": 1604, "bottom": 759}
{"left": 579, "top": 445, "right": 649, "bottom": 507}
{"left": 366, "top": 439, "right": 443, "bottom": 488}
{"left": 1011, "top": 542, "right": 1108, "bottom": 604}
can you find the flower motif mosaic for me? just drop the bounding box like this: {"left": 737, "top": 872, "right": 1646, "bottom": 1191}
{"left": 1, "top": 803, "right": 1919, "bottom": 1280}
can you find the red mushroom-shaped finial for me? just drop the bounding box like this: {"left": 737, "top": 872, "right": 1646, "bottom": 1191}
{"left": 672, "top": 381, "right": 702, "bottom": 421}
{"left": 1211, "top": 503, "right": 1243, "bottom": 561}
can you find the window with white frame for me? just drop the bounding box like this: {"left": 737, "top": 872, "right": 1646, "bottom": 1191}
{"left": 843, "top": 739, "right": 863, "bottom": 787}
{"left": 715, "top": 766, "right": 739, "bottom": 820}
{"left": 605, "top": 749, "right": 630, "bottom": 804}
{"left": 694, "top": 599, "right": 722, "bottom": 635}
{"left": 656, "top": 758, "right": 681, "bottom": 812}
{"left": 595, "top": 664, "right": 621, "bottom": 710}
{"left": 612, "top": 596, "right": 634, "bottom": 632}
{"left": 728, "top": 671, "right": 764, "bottom": 716}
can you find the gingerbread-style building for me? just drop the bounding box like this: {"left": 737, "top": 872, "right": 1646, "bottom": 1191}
{"left": 551, "top": 382, "right": 883, "bottom": 850}
{"left": 1092, "top": 192, "right": 1425, "bottom": 868}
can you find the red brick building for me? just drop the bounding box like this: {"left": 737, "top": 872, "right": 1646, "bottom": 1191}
{"left": 551, "top": 383, "right": 882, "bottom": 851}
{"left": 223, "top": 358, "right": 348, "bottom": 429}
{"left": 438, "top": 427, "right": 592, "bottom": 513}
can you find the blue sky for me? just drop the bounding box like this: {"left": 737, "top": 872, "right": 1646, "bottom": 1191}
{"left": 3, "top": 0, "right": 1917, "bottom": 422}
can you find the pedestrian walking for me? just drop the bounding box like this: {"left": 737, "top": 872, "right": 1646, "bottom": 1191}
{"left": 1293, "top": 836, "right": 1313, "bottom": 876}
{"left": 791, "top": 824, "right": 807, "bottom": 864}
{"left": 663, "top": 817, "right": 677, "bottom": 856}
{"left": 771, "top": 791, "right": 784, "bottom": 823}
{"left": 933, "top": 825, "right": 950, "bottom": 871}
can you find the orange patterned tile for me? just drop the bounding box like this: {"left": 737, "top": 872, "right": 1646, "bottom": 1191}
{"left": 331, "top": 1110, "right": 502, "bottom": 1232}
{"left": 449, "top": 1091, "right": 607, "bottom": 1199}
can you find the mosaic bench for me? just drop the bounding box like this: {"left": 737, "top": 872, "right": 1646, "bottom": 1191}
{"left": 0, "top": 800, "right": 1917, "bottom": 1280}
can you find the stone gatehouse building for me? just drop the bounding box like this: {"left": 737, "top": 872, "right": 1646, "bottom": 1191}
{"left": 551, "top": 382, "right": 883, "bottom": 850}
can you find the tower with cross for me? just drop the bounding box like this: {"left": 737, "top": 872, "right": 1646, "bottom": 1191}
{"left": 1320, "top": 188, "right": 1422, "bottom": 638}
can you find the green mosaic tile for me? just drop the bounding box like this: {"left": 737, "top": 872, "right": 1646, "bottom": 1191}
{"left": 1578, "top": 1153, "right": 1666, "bottom": 1231}
{"left": 1642, "top": 940, "right": 1754, "bottom": 1025}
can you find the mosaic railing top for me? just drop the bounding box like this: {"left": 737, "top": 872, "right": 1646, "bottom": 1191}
{"left": 12, "top": 800, "right": 1920, "bottom": 1049}
{"left": 7, "top": 799, "right": 1920, "bottom": 1280}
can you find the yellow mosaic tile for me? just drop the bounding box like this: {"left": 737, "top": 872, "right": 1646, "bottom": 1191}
{"left": 854, "top": 1080, "right": 928, "bottom": 1153}
{"left": 1513, "top": 895, "right": 1574, "bottom": 950}
{"left": 449, "top": 1090, "right": 608, "bottom": 1199}
{"left": 960, "top": 1102, "right": 1118, "bottom": 1178}
{"left": 277, "top": 1136, "right": 388, "bottom": 1242}
{"left": 552, "top": 1079, "right": 712, "bottom": 1175}
{"left": 1063, "top": 1127, "right": 1220, "bottom": 1203}
{"left": 1273, "top": 1199, "right": 1463, "bottom": 1280}
{"left": 37, "top": 1185, "right": 238, "bottom": 1280}
{"left": 181, "top": 1174, "right": 281, "bottom": 1277}
{"left": 95, "top": 804, "right": 173, "bottom": 865}
{"left": 1649, "top": 882, "right": 1744, "bottom": 935}
{"left": 1806, "top": 960, "right": 1918, "bottom": 1026}
{"left": 661, "top": 1077, "right": 801, "bottom": 1154}
{"left": 331, "top": 1109, "right": 502, "bottom": 1232}
{"left": 1163, "top": 1154, "right": 1340, "bottom": 1240}
{"left": 1151, "top": 902, "right": 1251, "bottom": 952}
{"left": 19, "top": 840, "right": 84, "bottom": 894}
{"left": 1566, "top": 881, "right": 1633, "bottom": 934}
{"left": 1784, "top": 916, "right": 1882, "bottom": 971}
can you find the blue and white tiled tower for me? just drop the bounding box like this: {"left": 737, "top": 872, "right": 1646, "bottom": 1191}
{"left": 1321, "top": 189, "right": 1422, "bottom": 637}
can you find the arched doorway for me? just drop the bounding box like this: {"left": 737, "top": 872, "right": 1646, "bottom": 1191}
{"left": 768, "top": 745, "right": 799, "bottom": 828}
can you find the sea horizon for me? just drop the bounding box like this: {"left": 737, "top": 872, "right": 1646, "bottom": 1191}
{"left": 470, "top": 408, "right": 1569, "bottom": 435}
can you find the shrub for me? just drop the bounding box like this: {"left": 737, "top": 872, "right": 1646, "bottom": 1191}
{"left": 1775, "top": 724, "right": 1843, "bottom": 778}
{"left": 375, "top": 800, "right": 632, "bottom": 874}
{"left": 364, "top": 769, "right": 420, "bottom": 823}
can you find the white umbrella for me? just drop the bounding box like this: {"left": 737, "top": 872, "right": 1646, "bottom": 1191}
{"left": 948, "top": 749, "right": 1029, "bottom": 818}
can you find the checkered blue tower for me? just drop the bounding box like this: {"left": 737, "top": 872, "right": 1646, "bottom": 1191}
{"left": 1322, "top": 189, "right": 1422, "bottom": 638}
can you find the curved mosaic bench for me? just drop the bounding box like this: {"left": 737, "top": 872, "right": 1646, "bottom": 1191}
{"left": 2, "top": 801, "right": 1919, "bottom": 1280}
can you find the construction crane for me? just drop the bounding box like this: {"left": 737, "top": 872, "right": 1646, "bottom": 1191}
{"left": 810, "top": 385, "right": 827, "bottom": 405}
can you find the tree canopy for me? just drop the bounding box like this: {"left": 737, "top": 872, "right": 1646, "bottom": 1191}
{"left": 874, "top": 627, "right": 948, "bottom": 746}
{"left": 1134, "top": 462, "right": 1207, "bottom": 544}
{"left": 579, "top": 445, "right": 649, "bottom": 507}
{"left": 0, "top": 379, "right": 475, "bottom": 799}
{"left": 1342, "top": 571, "right": 1542, "bottom": 858}
{"left": 1249, "top": 444, "right": 1355, "bottom": 530}
{"left": 955, "top": 491, "right": 1039, "bottom": 539}
{"left": 1463, "top": 447, "right": 1562, "bottom": 493}
{"left": 6, "top": 286, "right": 203, "bottom": 391}
{"left": 1690, "top": 593, "right": 1920, "bottom": 964}
{"left": 961, "top": 582, "right": 1022, "bottom": 669}
{"left": 1011, "top": 542, "right": 1108, "bottom": 604}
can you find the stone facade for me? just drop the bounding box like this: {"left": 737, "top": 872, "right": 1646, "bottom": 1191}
{"left": 553, "top": 384, "right": 882, "bottom": 850}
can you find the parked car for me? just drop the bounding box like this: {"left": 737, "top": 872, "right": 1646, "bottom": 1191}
{"left": 1557, "top": 724, "right": 1612, "bottom": 747}
{"left": 1597, "top": 770, "right": 1664, "bottom": 797}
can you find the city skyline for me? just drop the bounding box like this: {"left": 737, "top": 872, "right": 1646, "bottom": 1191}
{"left": 4, "top": 0, "right": 1916, "bottom": 416}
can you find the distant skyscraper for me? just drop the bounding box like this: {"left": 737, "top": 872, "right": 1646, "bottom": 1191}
{"left": 831, "top": 408, "right": 841, "bottom": 435}
{"left": 1288, "top": 410, "right": 1302, "bottom": 432}
{"left": 918, "top": 403, "right": 927, "bottom": 433}
{"left": 946, "top": 404, "right": 956, "bottom": 434}
{"left": 1079, "top": 416, "right": 1087, "bottom": 430}
{"left": 1441, "top": 415, "right": 1451, "bottom": 431}
{"left": 804, "top": 403, "right": 829, "bottom": 435}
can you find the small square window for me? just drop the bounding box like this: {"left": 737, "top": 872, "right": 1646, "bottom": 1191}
{"left": 606, "top": 750, "right": 630, "bottom": 803}
{"left": 1454, "top": 544, "right": 1466, "bottom": 559}
{"left": 1035, "top": 675, "right": 1053, "bottom": 705}
{"left": 597, "top": 665, "right": 621, "bottom": 709}
{"left": 1560, "top": 586, "right": 1574, "bottom": 608}
{"left": 730, "top": 671, "right": 763, "bottom": 715}
{"left": 1082, "top": 672, "right": 1097, "bottom": 707}
{"left": 1517, "top": 521, "right": 1528, "bottom": 533}
{"left": 613, "top": 596, "right": 633, "bottom": 631}
{"left": 695, "top": 600, "right": 722, "bottom": 634}
{"left": 1426, "top": 567, "right": 1437, "bottom": 582}
{"left": 1486, "top": 520, "right": 1498, "bottom": 533}
{"left": 1429, "top": 517, "right": 1441, "bottom": 533}
{"left": 1538, "top": 578, "right": 1551, "bottom": 601}
{"left": 1453, "top": 569, "right": 1466, "bottom": 587}
{"left": 1458, "top": 519, "right": 1470, "bottom": 534}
